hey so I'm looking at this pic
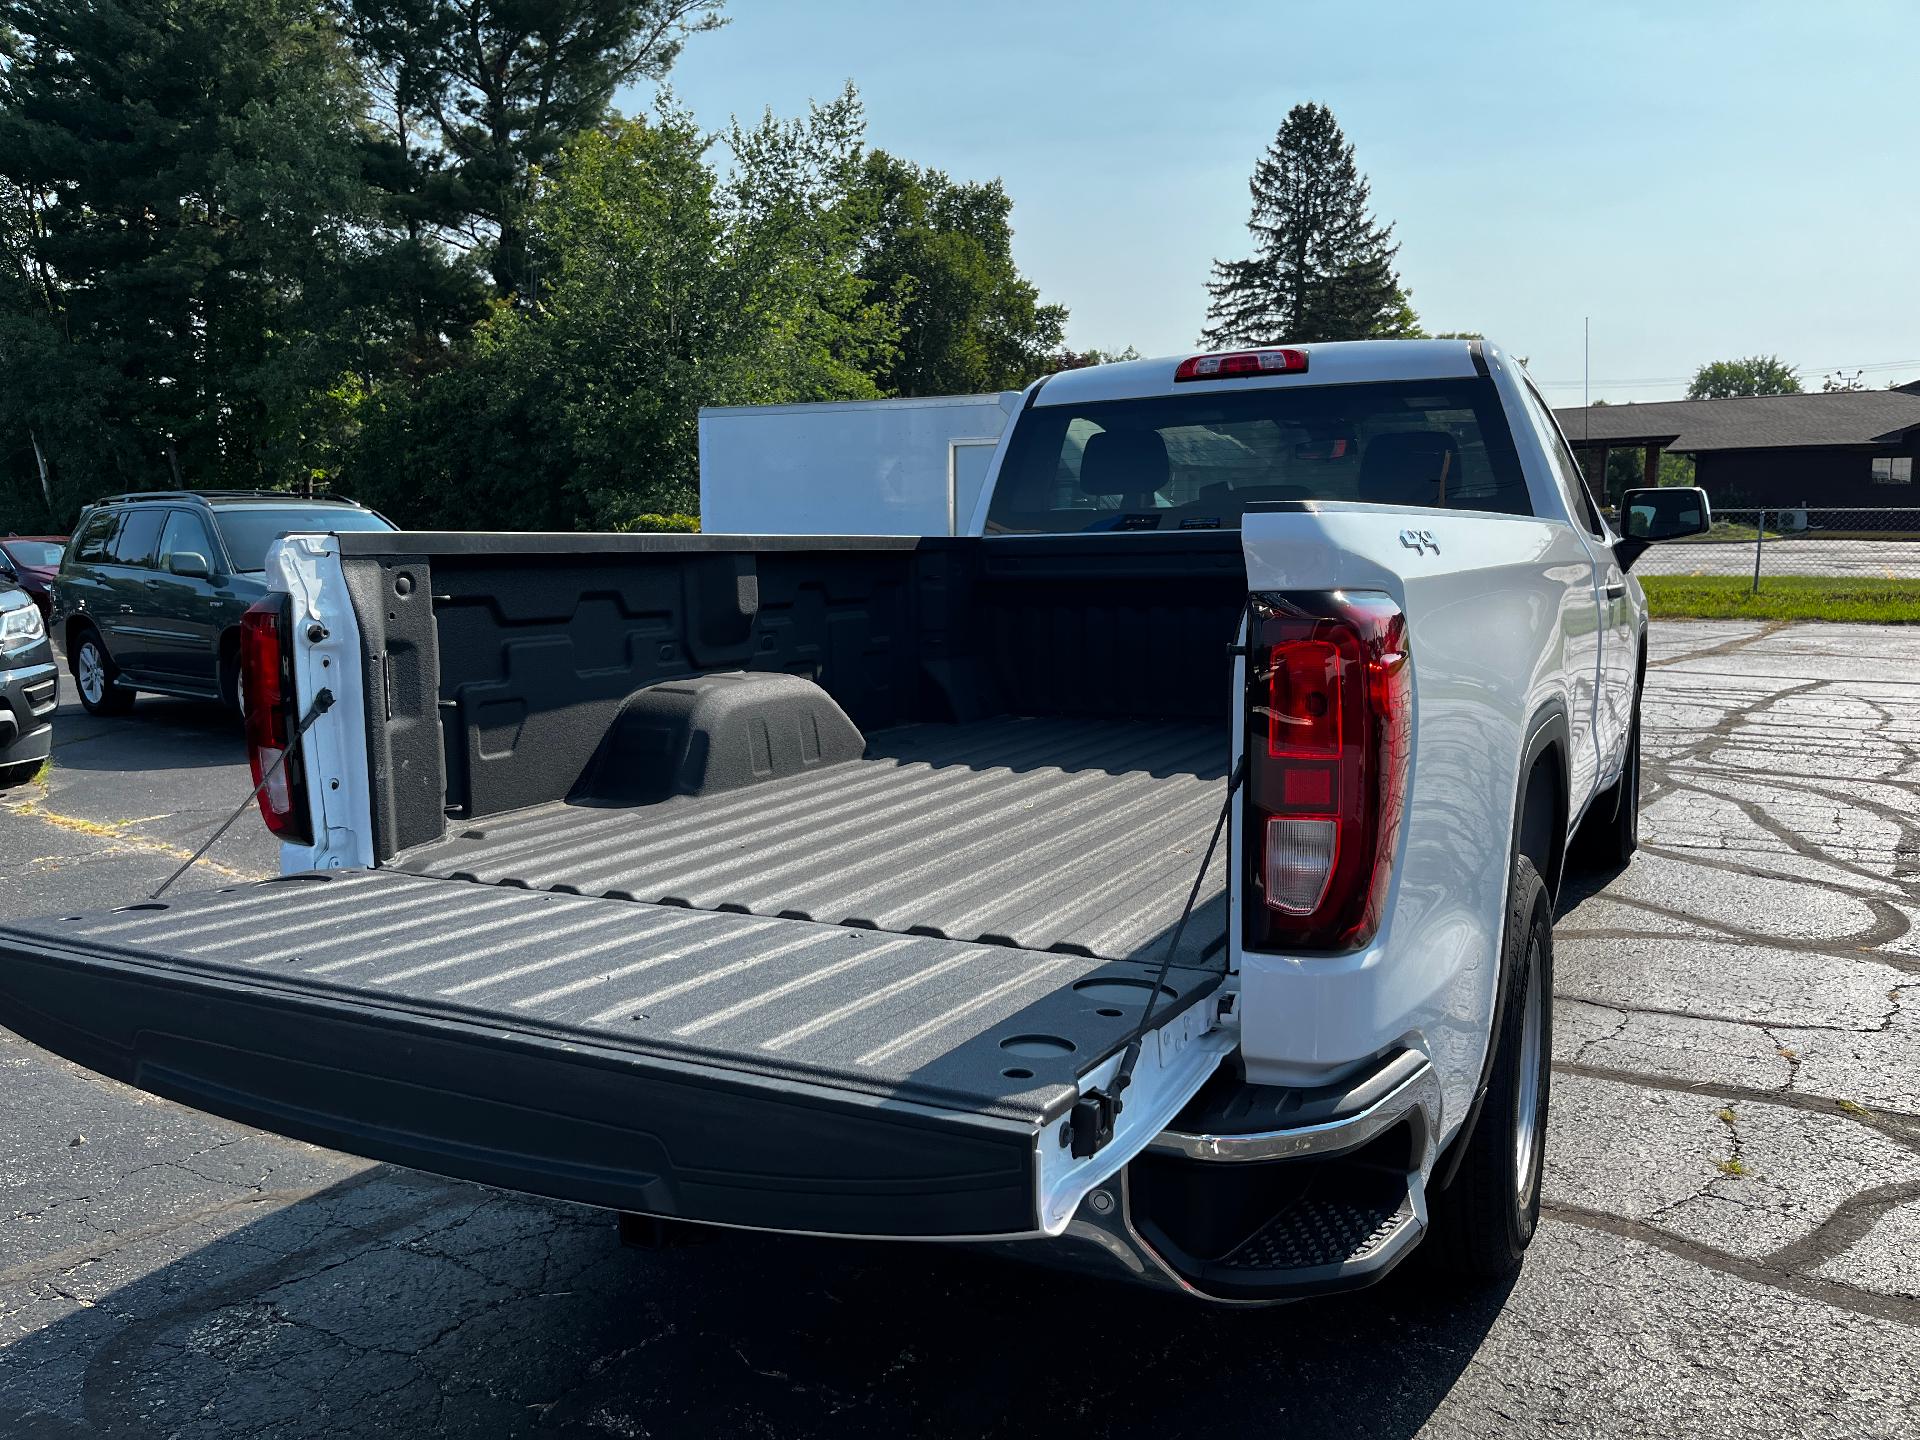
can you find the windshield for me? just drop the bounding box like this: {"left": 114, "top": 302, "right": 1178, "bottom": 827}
{"left": 3, "top": 540, "right": 64, "bottom": 567}
{"left": 985, "top": 377, "right": 1531, "bottom": 534}
{"left": 214, "top": 508, "right": 394, "bottom": 572}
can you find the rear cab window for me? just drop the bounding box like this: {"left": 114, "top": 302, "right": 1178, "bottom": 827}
{"left": 986, "top": 377, "right": 1531, "bottom": 534}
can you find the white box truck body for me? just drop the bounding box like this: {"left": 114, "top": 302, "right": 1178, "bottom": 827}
{"left": 698, "top": 393, "right": 1020, "bottom": 536}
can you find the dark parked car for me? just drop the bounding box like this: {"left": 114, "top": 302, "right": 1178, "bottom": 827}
{"left": 54, "top": 490, "right": 394, "bottom": 717}
{"left": 0, "top": 534, "right": 65, "bottom": 624}
{"left": 1, "top": 578, "right": 56, "bottom": 783}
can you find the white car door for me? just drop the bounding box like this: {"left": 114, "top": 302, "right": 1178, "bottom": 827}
{"left": 1529, "top": 389, "right": 1636, "bottom": 784}
{"left": 1513, "top": 383, "right": 1607, "bottom": 807}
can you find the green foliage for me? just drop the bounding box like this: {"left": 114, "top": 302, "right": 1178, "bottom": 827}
{"left": 1, "top": 0, "right": 380, "bottom": 523}
{"left": 336, "top": 0, "right": 726, "bottom": 301}
{"left": 349, "top": 95, "right": 901, "bottom": 531}
{"left": 1593, "top": 447, "right": 1695, "bottom": 505}
{"left": 851, "top": 152, "right": 1066, "bottom": 395}
{"left": 1202, "top": 103, "right": 1419, "bottom": 346}
{"left": 614, "top": 511, "right": 699, "bottom": 532}
{"left": 1687, "top": 355, "right": 1801, "bottom": 399}
{"left": 1640, "top": 576, "right": 1920, "bottom": 624}
{"left": 1049, "top": 345, "right": 1142, "bottom": 372}
{"left": 0, "top": 3, "right": 1072, "bottom": 533}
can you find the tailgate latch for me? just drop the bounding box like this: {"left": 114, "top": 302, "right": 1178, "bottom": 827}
{"left": 1069, "top": 1088, "right": 1120, "bottom": 1159}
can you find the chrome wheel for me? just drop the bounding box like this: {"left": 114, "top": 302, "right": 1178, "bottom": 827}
{"left": 1512, "top": 935, "right": 1545, "bottom": 1202}
{"left": 77, "top": 642, "right": 107, "bottom": 705}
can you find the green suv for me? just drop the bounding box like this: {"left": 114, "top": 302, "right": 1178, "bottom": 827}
{"left": 54, "top": 491, "right": 394, "bottom": 716}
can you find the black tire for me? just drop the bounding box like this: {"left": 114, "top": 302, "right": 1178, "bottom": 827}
{"left": 71, "top": 629, "right": 135, "bottom": 716}
{"left": 1425, "top": 853, "right": 1554, "bottom": 1281}
{"left": 223, "top": 645, "right": 247, "bottom": 722}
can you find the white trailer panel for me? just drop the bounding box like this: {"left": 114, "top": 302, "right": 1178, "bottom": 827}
{"left": 698, "top": 393, "right": 1019, "bottom": 536}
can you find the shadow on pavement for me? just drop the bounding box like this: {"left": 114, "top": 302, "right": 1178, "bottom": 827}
{"left": 1, "top": 1167, "right": 1513, "bottom": 1438}
{"left": 47, "top": 689, "right": 244, "bottom": 775}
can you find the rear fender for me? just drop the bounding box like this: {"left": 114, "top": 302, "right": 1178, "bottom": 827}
{"left": 1236, "top": 505, "right": 1579, "bottom": 1142}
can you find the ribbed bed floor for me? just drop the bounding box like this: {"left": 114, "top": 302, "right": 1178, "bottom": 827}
{"left": 401, "top": 716, "right": 1232, "bottom": 968}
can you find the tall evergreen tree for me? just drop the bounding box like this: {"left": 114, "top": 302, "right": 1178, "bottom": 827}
{"left": 1200, "top": 103, "right": 1419, "bottom": 347}
{"left": 335, "top": 0, "right": 725, "bottom": 302}
{"left": 0, "top": 0, "right": 377, "bottom": 501}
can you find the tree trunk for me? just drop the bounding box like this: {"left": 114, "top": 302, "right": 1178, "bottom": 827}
{"left": 28, "top": 430, "right": 53, "bottom": 515}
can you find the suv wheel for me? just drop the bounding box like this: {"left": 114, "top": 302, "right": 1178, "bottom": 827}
{"left": 73, "top": 631, "right": 135, "bottom": 716}
{"left": 1424, "top": 853, "right": 1554, "bottom": 1281}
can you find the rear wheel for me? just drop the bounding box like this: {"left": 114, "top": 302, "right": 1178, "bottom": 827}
{"left": 72, "top": 631, "right": 135, "bottom": 716}
{"left": 1425, "top": 854, "right": 1553, "bottom": 1281}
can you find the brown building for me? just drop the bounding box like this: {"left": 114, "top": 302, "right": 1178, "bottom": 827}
{"left": 1553, "top": 385, "right": 1920, "bottom": 511}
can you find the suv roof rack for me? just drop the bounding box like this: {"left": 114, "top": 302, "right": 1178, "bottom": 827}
{"left": 89, "top": 489, "right": 365, "bottom": 508}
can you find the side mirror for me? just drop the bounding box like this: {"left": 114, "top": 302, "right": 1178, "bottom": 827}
{"left": 168, "top": 551, "right": 212, "bottom": 580}
{"left": 1615, "top": 486, "right": 1711, "bottom": 571}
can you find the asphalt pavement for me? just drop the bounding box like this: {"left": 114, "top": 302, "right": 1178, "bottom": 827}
{"left": 3, "top": 625, "right": 1917, "bottom": 1439}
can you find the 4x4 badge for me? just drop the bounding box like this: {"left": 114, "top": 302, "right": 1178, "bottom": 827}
{"left": 1400, "top": 528, "right": 1439, "bottom": 556}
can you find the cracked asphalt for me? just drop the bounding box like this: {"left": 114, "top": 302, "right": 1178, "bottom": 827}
{"left": 3, "top": 622, "right": 1918, "bottom": 1438}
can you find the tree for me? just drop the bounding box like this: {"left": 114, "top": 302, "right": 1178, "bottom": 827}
{"left": 1048, "top": 345, "right": 1142, "bottom": 372}
{"left": 335, "top": 0, "right": 725, "bottom": 301}
{"left": 0, "top": 0, "right": 378, "bottom": 508}
{"left": 850, "top": 152, "right": 1066, "bottom": 395}
{"left": 1686, "top": 355, "right": 1801, "bottom": 399}
{"left": 1820, "top": 369, "right": 1866, "bottom": 393}
{"left": 349, "top": 92, "right": 900, "bottom": 531}
{"left": 1201, "top": 103, "right": 1419, "bottom": 347}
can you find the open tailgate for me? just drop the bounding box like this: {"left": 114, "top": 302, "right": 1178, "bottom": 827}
{"left": 0, "top": 871, "right": 1229, "bottom": 1239}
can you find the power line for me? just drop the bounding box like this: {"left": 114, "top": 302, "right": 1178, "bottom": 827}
{"left": 1535, "top": 357, "right": 1920, "bottom": 391}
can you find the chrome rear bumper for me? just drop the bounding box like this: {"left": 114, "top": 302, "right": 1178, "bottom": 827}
{"left": 1005, "top": 1050, "right": 1444, "bottom": 1304}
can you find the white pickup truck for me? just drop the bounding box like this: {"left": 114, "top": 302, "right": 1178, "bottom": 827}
{"left": 0, "top": 340, "right": 1710, "bottom": 1303}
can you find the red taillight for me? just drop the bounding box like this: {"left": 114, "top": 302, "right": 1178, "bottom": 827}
{"left": 1245, "top": 592, "right": 1409, "bottom": 951}
{"left": 1174, "top": 348, "right": 1308, "bottom": 382}
{"left": 240, "top": 595, "right": 313, "bottom": 844}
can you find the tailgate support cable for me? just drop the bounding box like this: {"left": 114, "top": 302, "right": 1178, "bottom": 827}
{"left": 1071, "top": 749, "right": 1244, "bottom": 1159}
{"left": 150, "top": 688, "right": 335, "bottom": 901}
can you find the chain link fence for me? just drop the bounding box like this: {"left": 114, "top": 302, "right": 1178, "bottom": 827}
{"left": 1625, "top": 506, "right": 1920, "bottom": 588}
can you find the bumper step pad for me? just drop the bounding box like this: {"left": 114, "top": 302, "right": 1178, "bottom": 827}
{"left": 1217, "top": 1172, "right": 1417, "bottom": 1272}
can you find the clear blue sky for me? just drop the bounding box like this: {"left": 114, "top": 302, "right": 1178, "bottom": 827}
{"left": 634, "top": 0, "right": 1919, "bottom": 403}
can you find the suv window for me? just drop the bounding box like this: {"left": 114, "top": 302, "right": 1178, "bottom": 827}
{"left": 213, "top": 505, "right": 393, "bottom": 572}
{"left": 986, "top": 377, "right": 1532, "bottom": 534}
{"left": 108, "top": 508, "right": 166, "bottom": 568}
{"left": 72, "top": 510, "right": 119, "bottom": 564}
{"left": 158, "top": 510, "right": 219, "bottom": 571}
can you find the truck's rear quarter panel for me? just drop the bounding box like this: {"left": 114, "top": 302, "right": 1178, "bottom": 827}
{"left": 1238, "top": 504, "right": 1594, "bottom": 1129}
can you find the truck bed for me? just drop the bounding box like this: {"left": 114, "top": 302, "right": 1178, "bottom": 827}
{"left": 398, "top": 716, "right": 1229, "bottom": 968}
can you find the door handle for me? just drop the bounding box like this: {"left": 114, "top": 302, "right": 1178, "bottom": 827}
{"left": 1603, "top": 580, "right": 1626, "bottom": 600}
{"left": 117, "top": 604, "right": 134, "bottom": 614}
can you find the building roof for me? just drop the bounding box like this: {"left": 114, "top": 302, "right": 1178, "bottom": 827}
{"left": 1553, "top": 389, "right": 1920, "bottom": 454}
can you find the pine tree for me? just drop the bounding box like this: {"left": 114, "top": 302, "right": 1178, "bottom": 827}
{"left": 1201, "top": 103, "right": 1419, "bottom": 347}
{"left": 0, "top": 0, "right": 376, "bottom": 493}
